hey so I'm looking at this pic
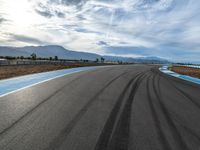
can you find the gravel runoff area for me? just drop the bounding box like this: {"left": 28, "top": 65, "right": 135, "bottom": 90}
{"left": 0, "top": 63, "right": 109, "bottom": 80}
{"left": 171, "top": 65, "right": 200, "bottom": 79}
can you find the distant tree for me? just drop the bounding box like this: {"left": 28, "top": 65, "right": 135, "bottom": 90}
{"left": 49, "top": 57, "right": 53, "bottom": 61}
{"left": 117, "top": 61, "right": 123, "bottom": 64}
{"left": 100, "top": 57, "right": 105, "bottom": 63}
{"left": 20, "top": 56, "right": 24, "bottom": 60}
{"left": 96, "top": 58, "right": 99, "bottom": 63}
{"left": 31, "top": 53, "right": 37, "bottom": 60}
{"left": 84, "top": 60, "right": 89, "bottom": 62}
{"left": 54, "top": 56, "right": 58, "bottom": 60}
{"left": 5, "top": 56, "right": 16, "bottom": 60}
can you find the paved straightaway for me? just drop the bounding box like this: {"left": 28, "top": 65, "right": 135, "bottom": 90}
{"left": 0, "top": 65, "right": 199, "bottom": 150}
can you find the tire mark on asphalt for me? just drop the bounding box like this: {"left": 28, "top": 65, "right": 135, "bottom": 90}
{"left": 44, "top": 71, "right": 129, "bottom": 150}
{"left": 94, "top": 72, "right": 142, "bottom": 150}
{"left": 151, "top": 72, "right": 189, "bottom": 150}
{"left": 107, "top": 72, "right": 146, "bottom": 150}
{"left": 163, "top": 76, "right": 200, "bottom": 109}
{"left": 150, "top": 63, "right": 199, "bottom": 103}
{"left": 155, "top": 72, "right": 200, "bottom": 148}
{"left": 146, "top": 73, "right": 172, "bottom": 150}
{"left": 95, "top": 71, "right": 147, "bottom": 150}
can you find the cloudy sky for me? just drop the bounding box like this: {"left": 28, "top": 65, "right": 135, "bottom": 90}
{"left": 0, "top": 0, "right": 199, "bottom": 62}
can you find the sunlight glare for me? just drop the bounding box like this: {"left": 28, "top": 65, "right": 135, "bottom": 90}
{"left": 3, "top": 0, "right": 38, "bottom": 27}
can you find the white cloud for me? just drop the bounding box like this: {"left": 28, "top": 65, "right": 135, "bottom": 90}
{"left": 0, "top": 0, "right": 200, "bottom": 61}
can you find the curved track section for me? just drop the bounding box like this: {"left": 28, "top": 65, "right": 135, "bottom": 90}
{"left": 0, "top": 65, "right": 199, "bottom": 150}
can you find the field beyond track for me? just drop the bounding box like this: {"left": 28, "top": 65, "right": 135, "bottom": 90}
{"left": 171, "top": 65, "right": 200, "bottom": 79}
{"left": 0, "top": 63, "right": 109, "bottom": 80}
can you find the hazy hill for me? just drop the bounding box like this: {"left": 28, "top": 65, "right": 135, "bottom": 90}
{"left": 103, "top": 56, "right": 169, "bottom": 64}
{"left": 0, "top": 46, "right": 30, "bottom": 57}
{"left": 0, "top": 45, "right": 101, "bottom": 60}
{"left": 0, "top": 45, "right": 169, "bottom": 63}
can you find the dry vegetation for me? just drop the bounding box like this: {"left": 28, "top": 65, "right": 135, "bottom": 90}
{"left": 171, "top": 66, "right": 200, "bottom": 79}
{"left": 0, "top": 63, "right": 106, "bottom": 80}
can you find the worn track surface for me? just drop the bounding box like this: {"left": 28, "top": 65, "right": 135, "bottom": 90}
{"left": 0, "top": 65, "right": 200, "bottom": 150}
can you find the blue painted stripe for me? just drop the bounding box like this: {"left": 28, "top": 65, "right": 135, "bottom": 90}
{"left": 159, "top": 66, "right": 200, "bottom": 84}
{"left": 0, "top": 66, "right": 98, "bottom": 97}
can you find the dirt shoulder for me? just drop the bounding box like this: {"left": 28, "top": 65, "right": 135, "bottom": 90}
{"left": 0, "top": 63, "right": 110, "bottom": 80}
{"left": 171, "top": 66, "right": 200, "bottom": 79}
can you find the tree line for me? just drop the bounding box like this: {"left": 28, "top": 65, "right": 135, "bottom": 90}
{"left": 0, "top": 53, "right": 105, "bottom": 63}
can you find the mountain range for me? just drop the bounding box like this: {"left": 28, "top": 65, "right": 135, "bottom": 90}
{"left": 0, "top": 45, "right": 169, "bottom": 63}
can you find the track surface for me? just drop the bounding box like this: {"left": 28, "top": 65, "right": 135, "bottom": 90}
{"left": 0, "top": 65, "right": 199, "bottom": 150}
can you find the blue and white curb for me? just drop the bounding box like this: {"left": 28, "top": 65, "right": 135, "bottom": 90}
{"left": 159, "top": 66, "right": 200, "bottom": 85}
{"left": 0, "top": 66, "right": 99, "bottom": 97}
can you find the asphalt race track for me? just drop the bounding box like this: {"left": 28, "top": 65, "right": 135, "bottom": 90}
{"left": 0, "top": 65, "right": 199, "bottom": 150}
